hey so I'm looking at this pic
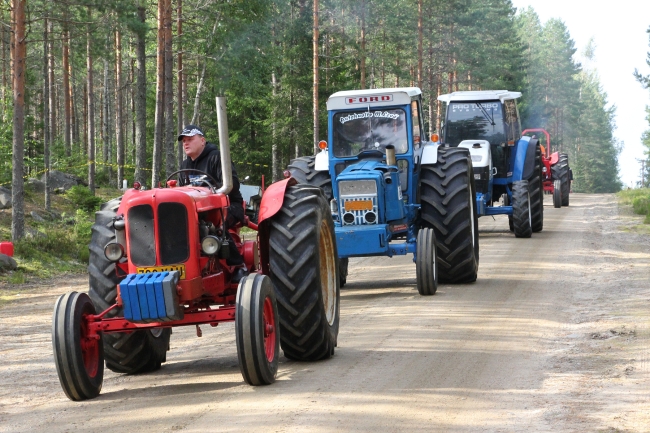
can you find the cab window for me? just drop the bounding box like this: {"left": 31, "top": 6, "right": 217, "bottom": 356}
{"left": 411, "top": 100, "right": 422, "bottom": 149}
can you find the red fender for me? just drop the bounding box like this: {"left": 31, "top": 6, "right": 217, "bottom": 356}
{"left": 256, "top": 177, "right": 297, "bottom": 276}
{"left": 257, "top": 177, "right": 297, "bottom": 225}
{"left": 549, "top": 152, "right": 559, "bottom": 165}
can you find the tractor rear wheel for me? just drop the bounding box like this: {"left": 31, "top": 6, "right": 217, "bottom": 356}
{"left": 268, "top": 185, "right": 340, "bottom": 361}
{"left": 287, "top": 156, "right": 333, "bottom": 201}
{"left": 236, "top": 274, "right": 279, "bottom": 385}
{"left": 52, "top": 291, "right": 104, "bottom": 401}
{"left": 553, "top": 180, "right": 562, "bottom": 208}
{"left": 338, "top": 262, "right": 348, "bottom": 288}
{"left": 420, "top": 147, "right": 479, "bottom": 283}
{"left": 512, "top": 180, "right": 532, "bottom": 238}
{"left": 416, "top": 228, "right": 438, "bottom": 295}
{"left": 529, "top": 143, "right": 544, "bottom": 232}
{"left": 87, "top": 197, "right": 170, "bottom": 374}
{"left": 551, "top": 154, "right": 570, "bottom": 206}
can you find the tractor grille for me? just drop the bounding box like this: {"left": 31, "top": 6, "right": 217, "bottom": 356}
{"left": 340, "top": 196, "right": 378, "bottom": 225}
{"left": 128, "top": 205, "right": 156, "bottom": 266}
{"left": 158, "top": 203, "right": 189, "bottom": 265}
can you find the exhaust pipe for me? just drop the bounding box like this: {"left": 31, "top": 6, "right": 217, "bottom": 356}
{"left": 215, "top": 96, "right": 233, "bottom": 196}
{"left": 385, "top": 144, "right": 396, "bottom": 167}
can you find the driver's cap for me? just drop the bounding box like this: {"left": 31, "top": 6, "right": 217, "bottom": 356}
{"left": 178, "top": 124, "right": 205, "bottom": 141}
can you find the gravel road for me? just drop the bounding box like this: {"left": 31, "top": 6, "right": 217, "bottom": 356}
{"left": 0, "top": 193, "right": 648, "bottom": 432}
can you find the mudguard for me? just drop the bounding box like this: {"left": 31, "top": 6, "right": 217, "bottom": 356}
{"left": 257, "top": 177, "right": 297, "bottom": 225}
{"left": 512, "top": 136, "right": 538, "bottom": 181}
{"left": 314, "top": 149, "right": 329, "bottom": 171}
{"left": 421, "top": 142, "right": 440, "bottom": 165}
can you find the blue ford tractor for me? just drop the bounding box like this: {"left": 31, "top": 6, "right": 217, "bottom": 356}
{"left": 288, "top": 87, "right": 479, "bottom": 295}
{"left": 437, "top": 91, "right": 544, "bottom": 238}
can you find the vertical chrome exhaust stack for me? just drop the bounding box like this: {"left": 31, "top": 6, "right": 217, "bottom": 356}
{"left": 215, "top": 96, "right": 233, "bottom": 196}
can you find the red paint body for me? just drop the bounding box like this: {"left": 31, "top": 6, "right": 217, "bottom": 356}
{"left": 84, "top": 179, "right": 294, "bottom": 336}
{"left": 522, "top": 128, "right": 560, "bottom": 194}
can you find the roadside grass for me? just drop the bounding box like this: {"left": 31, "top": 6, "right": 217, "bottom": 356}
{"left": 0, "top": 186, "right": 123, "bottom": 284}
{"left": 617, "top": 188, "right": 650, "bottom": 234}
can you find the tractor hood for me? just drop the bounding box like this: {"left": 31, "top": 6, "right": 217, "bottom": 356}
{"left": 338, "top": 160, "right": 389, "bottom": 176}
{"left": 119, "top": 186, "right": 230, "bottom": 215}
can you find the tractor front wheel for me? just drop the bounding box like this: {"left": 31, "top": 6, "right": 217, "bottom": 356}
{"left": 529, "top": 143, "right": 544, "bottom": 232}
{"left": 553, "top": 180, "right": 562, "bottom": 208}
{"left": 416, "top": 228, "right": 438, "bottom": 296}
{"left": 512, "top": 180, "right": 532, "bottom": 238}
{"left": 236, "top": 274, "right": 280, "bottom": 385}
{"left": 552, "top": 154, "right": 570, "bottom": 206}
{"left": 52, "top": 291, "right": 104, "bottom": 401}
{"left": 339, "top": 257, "right": 349, "bottom": 288}
{"left": 268, "top": 185, "right": 340, "bottom": 361}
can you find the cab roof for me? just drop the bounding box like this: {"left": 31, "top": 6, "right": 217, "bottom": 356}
{"left": 437, "top": 90, "right": 521, "bottom": 103}
{"left": 327, "top": 87, "right": 421, "bottom": 111}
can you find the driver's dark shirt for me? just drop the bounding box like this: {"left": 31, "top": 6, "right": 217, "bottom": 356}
{"left": 180, "top": 142, "right": 244, "bottom": 224}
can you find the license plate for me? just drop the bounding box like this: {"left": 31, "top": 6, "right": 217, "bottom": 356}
{"left": 345, "top": 200, "right": 373, "bottom": 211}
{"left": 136, "top": 264, "right": 186, "bottom": 279}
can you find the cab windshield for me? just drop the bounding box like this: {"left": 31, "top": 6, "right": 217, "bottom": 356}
{"left": 445, "top": 101, "right": 506, "bottom": 146}
{"left": 332, "top": 108, "right": 408, "bottom": 157}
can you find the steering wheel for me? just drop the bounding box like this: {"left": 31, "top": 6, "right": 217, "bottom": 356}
{"left": 165, "top": 169, "right": 220, "bottom": 190}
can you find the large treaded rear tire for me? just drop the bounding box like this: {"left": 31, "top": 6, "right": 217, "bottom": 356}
{"left": 529, "top": 143, "right": 544, "bottom": 232}
{"left": 419, "top": 147, "right": 479, "bottom": 283}
{"left": 512, "top": 180, "right": 532, "bottom": 238}
{"left": 268, "top": 185, "right": 340, "bottom": 361}
{"left": 287, "top": 156, "right": 333, "bottom": 200}
{"left": 551, "top": 153, "right": 570, "bottom": 206}
{"left": 87, "top": 197, "right": 170, "bottom": 374}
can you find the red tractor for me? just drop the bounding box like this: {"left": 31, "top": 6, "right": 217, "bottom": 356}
{"left": 522, "top": 128, "right": 572, "bottom": 208}
{"left": 52, "top": 98, "right": 340, "bottom": 401}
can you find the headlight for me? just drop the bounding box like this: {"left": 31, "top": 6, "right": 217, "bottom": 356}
{"left": 201, "top": 236, "right": 222, "bottom": 255}
{"left": 104, "top": 243, "right": 124, "bottom": 262}
{"left": 339, "top": 180, "right": 377, "bottom": 196}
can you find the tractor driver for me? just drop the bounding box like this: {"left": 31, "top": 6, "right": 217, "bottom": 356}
{"left": 177, "top": 124, "right": 248, "bottom": 283}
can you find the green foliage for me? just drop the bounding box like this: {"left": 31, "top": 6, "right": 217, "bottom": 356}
{"left": 618, "top": 188, "right": 650, "bottom": 223}
{"left": 64, "top": 185, "right": 104, "bottom": 213}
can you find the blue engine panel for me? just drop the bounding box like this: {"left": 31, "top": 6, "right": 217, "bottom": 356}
{"left": 119, "top": 271, "right": 183, "bottom": 322}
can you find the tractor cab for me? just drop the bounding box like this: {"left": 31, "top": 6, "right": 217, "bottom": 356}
{"left": 438, "top": 90, "right": 544, "bottom": 238}
{"left": 317, "top": 88, "right": 428, "bottom": 257}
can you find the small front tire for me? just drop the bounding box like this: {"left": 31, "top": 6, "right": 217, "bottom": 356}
{"left": 512, "top": 180, "right": 532, "bottom": 238}
{"left": 52, "top": 292, "right": 104, "bottom": 401}
{"left": 553, "top": 180, "right": 562, "bottom": 208}
{"left": 236, "top": 274, "right": 280, "bottom": 386}
{"left": 416, "top": 228, "right": 438, "bottom": 296}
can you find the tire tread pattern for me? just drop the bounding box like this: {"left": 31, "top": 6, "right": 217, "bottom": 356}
{"left": 419, "top": 147, "right": 479, "bottom": 283}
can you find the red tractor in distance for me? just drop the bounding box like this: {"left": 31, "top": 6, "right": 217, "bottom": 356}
{"left": 52, "top": 98, "right": 340, "bottom": 401}
{"left": 522, "top": 128, "right": 572, "bottom": 208}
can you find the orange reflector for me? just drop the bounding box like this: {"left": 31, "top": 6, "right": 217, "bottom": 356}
{"left": 431, "top": 133, "right": 439, "bottom": 142}
{"left": 318, "top": 140, "right": 328, "bottom": 150}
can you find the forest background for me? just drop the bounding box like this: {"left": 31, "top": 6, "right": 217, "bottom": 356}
{"left": 1, "top": 0, "right": 639, "bottom": 244}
